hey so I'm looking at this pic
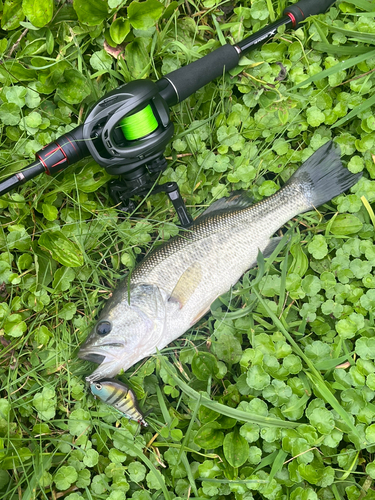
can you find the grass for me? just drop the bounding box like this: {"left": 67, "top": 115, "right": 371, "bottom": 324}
{"left": 1, "top": 0, "right": 375, "bottom": 498}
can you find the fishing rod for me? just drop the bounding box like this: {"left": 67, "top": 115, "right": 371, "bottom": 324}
{"left": 0, "top": 0, "right": 335, "bottom": 227}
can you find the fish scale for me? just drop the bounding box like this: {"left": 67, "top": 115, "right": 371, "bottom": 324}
{"left": 131, "top": 181, "right": 307, "bottom": 311}
{"left": 79, "top": 141, "right": 361, "bottom": 382}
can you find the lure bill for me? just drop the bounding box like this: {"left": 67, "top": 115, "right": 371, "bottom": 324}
{"left": 90, "top": 379, "right": 148, "bottom": 427}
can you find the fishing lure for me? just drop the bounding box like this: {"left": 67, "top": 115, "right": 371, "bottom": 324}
{"left": 90, "top": 379, "right": 148, "bottom": 427}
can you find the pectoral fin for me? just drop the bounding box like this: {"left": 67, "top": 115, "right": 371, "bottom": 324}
{"left": 169, "top": 262, "right": 202, "bottom": 308}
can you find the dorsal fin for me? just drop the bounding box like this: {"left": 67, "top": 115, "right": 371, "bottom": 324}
{"left": 196, "top": 190, "right": 254, "bottom": 220}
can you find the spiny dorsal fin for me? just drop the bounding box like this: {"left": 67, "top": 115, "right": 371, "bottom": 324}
{"left": 169, "top": 262, "right": 202, "bottom": 308}
{"left": 196, "top": 190, "right": 254, "bottom": 220}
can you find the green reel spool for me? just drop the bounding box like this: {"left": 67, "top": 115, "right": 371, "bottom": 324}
{"left": 120, "top": 104, "right": 159, "bottom": 141}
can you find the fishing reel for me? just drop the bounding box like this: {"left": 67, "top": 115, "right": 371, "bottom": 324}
{"left": 0, "top": 0, "right": 336, "bottom": 227}
{"left": 84, "top": 80, "right": 173, "bottom": 174}
{"left": 83, "top": 79, "right": 193, "bottom": 226}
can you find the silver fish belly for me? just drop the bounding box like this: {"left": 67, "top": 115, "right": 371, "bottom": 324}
{"left": 79, "top": 141, "right": 361, "bottom": 382}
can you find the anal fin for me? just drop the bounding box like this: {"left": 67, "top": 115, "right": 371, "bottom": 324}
{"left": 262, "top": 236, "right": 284, "bottom": 259}
{"left": 190, "top": 305, "right": 210, "bottom": 326}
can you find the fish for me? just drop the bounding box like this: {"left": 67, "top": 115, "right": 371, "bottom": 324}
{"left": 89, "top": 379, "right": 148, "bottom": 426}
{"left": 79, "top": 141, "right": 361, "bottom": 382}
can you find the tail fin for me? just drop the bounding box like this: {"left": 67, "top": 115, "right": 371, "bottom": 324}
{"left": 285, "top": 141, "right": 362, "bottom": 210}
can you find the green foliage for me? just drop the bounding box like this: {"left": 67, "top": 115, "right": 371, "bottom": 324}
{"left": 223, "top": 429, "right": 249, "bottom": 467}
{"left": 2, "top": 0, "right": 375, "bottom": 499}
{"left": 128, "top": 0, "right": 163, "bottom": 30}
{"left": 54, "top": 466, "right": 78, "bottom": 491}
{"left": 33, "top": 386, "right": 57, "bottom": 421}
{"left": 38, "top": 231, "right": 84, "bottom": 267}
{"left": 22, "top": 0, "right": 53, "bottom": 28}
{"left": 191, "top": 352, "right": 219, "bottom": 381}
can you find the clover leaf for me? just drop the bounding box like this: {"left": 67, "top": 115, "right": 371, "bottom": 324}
{"left": 308, "top": 235, "right": 328, "bottom": 259}
{"left": 33, "top": 387, "right": 56, "bottom": 421}
{"left": 54, "top": 466, "right": 78, "bottom": 491}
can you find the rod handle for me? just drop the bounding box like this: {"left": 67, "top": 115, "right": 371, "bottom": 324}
{"left": 284, "top": 0, "right": 336, "bottom": 26}
{"left": 36, "top": 125, "right": 88, "bottom": 175}
{"left": 158, "top": 44, "right": 240, "bottom": 106}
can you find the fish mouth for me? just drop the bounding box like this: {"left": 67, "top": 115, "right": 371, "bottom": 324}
{"left": 78, "top": 351, "right": 106, "bottom": 364}
{"left": 78, "top": 342, "right": 125, "bottom": 364}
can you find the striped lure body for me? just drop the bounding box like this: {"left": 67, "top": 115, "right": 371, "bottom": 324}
{"left": 90, "top": 379, "right": 148, "bottom": 426}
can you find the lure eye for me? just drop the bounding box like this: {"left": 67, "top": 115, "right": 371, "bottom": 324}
{"left": 95, "top": 383, "right": 102, "bottom": 390}
{"left": 97, "top": 320, "right": 112, "bottom": 336}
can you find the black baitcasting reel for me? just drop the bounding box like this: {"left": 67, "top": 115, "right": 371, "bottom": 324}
{"left": 0, "top": 0, "right": 335, "bottom": 227}
{"left": 82, "top": 79, "right": 188, "bottom": 222}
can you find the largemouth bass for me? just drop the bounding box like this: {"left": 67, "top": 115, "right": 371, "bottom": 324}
{"left": 90, "top": 379, "right": 148, "bottom": 426}
{"left": 79, "top": 141, "right": 361, "bottom": 382}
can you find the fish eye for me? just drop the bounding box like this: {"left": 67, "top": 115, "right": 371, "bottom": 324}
{"left": 95, "top": 383, "right": 102, "bottom": 390}
{"left": 97, "top": 320, "right": 112, "bottom": 336}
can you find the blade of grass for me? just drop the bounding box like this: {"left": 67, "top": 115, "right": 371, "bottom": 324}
{"left": 361, "top": 196, "right": 375, "bottom": 228}
{"left": 174, "top": 112, "right": 220, "bottom": 140}
{"left": 341, "top": 450, "right": 360, "bottom": 480}
{"left": 331, "top": 484, "right": 342, "bottom": 500}
{"left": 156, "top": 385, "right": 172, "bottom": 424}
{"left": 21, "top": 451, "right": 53, "bottom": 500}
{"left": 94, "top": 421, "right": 171, "bottom": 500}
{"left": 310, "top": 18, "right": 329, "bottom": 44}
{"left": 253, "top": 229, "right": 291, "bottom": 289}
{"left": 212, "top": 15, "right": 227, "bottom": 46}
{"left": 277, "top": 248, "right": 288, "bottom": 318}
{"left": 346, "top": 10, "right": 375, "bottom": 16}
{"left": 161, "top": 358, "right": 298, "bottom": 428}
{"left": 174, "top": 394, "right": 201, "bottom": 465}
{"left": 251, "top": 288, "right": 364, "bottom": 444}
{"left": 265, "top": 0, "right": 275, "bottom": 22}
{"left": 282, "top": 394, "right": 310, "bottom": 419}
{"left": 84, "top": 487, "right": 95, "bottom": 500}
{"left": 313, "top": 42, "right": 369, "bottom": 56}
{"left": 305, "top": 371, "right": 362, "bottom": 438}
{"left": 253, "top": 450, "right": 278, "bottom": 473}
{"left": 211, "top": 298, "right": 258, "bottom": 320}
{"left": 289, "top": 49, "right": 375, "bottom": 90}
{"left": 343, "top": 0, "right": 374, "bottom": 10}
{"left": 317, "top": 20, "right": 375, "bottom": 43}
{"left": 180, "top": 452, "right": 199, "bottom": 497}
{"left": 172, "top": 395, "right": 200, "bottom": 497}
{"left": 325, "top": 212, "right": 339, "bottom": 238}
{"left": 332, "top": 93, "right": 375, "bottom": 128}
{"left": 151, "top": 442, "right": 219, "bottom": 459}
{"left": 269, "top": 449, "right": 288, "bottom": 483}
{"left": 315, "top": 353, "right": 353, "bottom": 371}
{"left": 196, "top": 477, "right": 267, "bottom": 484}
